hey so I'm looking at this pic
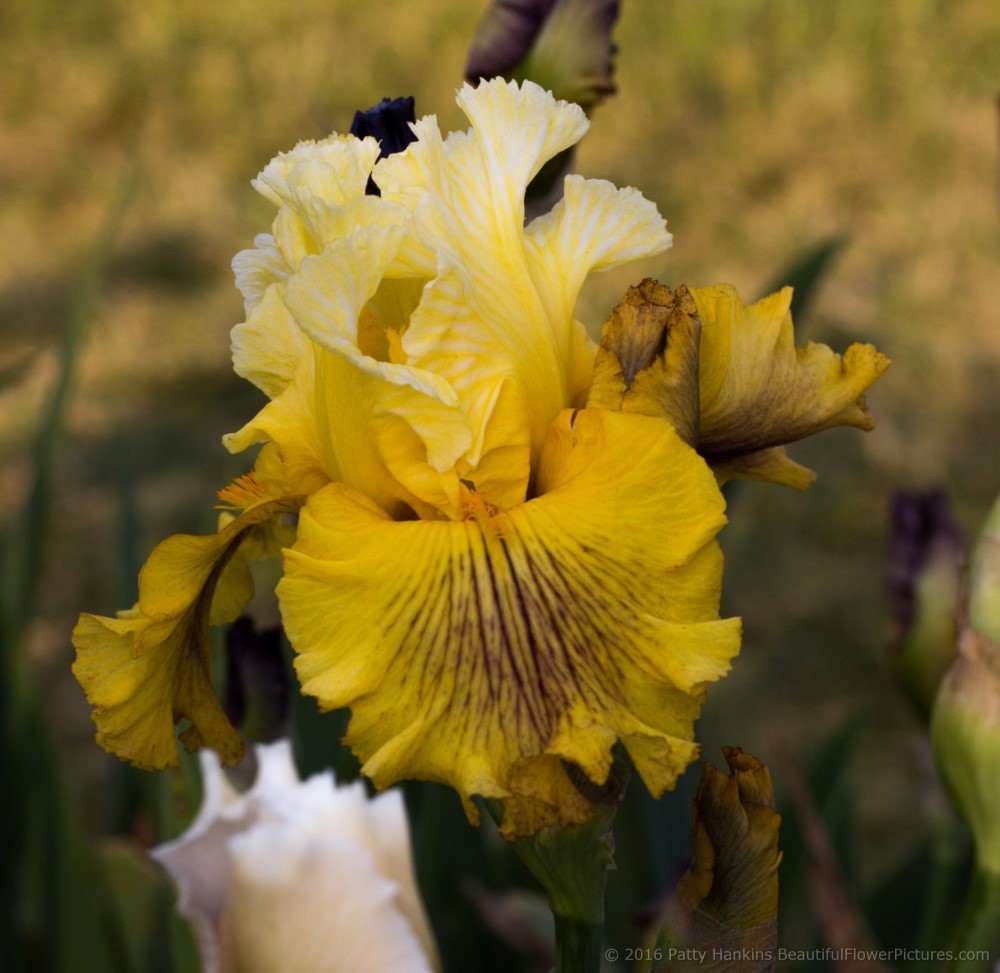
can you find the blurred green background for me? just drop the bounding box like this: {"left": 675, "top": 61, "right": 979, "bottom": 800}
{"left": 2, "top": 0, "right": 1000, "bottom": 970}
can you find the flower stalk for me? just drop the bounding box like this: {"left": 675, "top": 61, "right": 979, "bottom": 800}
{"left": 951, "top": 867, "right": 1000, "bottom": 973}
{"left": 931, "top": 493, "right": 1000, "bottom": 973}
{"left": 487, "top": 753, "right": 630, "bottom": 972}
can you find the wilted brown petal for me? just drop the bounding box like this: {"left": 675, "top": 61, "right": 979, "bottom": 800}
{"left": 588, "top": 278, "right": 701, "bottom": 445}
{"left": 650, "top": 748, "right": 781, "bottom": 973}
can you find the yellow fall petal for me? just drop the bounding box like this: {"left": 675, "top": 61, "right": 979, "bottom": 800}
{"left": 693, "top": 284, "right": 890, "bottom": 473}
{"left": 278, "top": 408, "right": 740, "bottom": 837}
{"left": 72, "top": 493, "right": 305, "bottom": 769}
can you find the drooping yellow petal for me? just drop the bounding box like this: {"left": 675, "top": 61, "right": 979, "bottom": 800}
{"left": 278, "top": 408, "right": 740, "bottom": 837}
{"left": 692, "top": 284, "right": 890, "bottom": 484}
{"left": 72, "top": 493, "right": 306, "bottom": 770}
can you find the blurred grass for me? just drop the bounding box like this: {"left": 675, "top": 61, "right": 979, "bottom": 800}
{"left": 2, "top": 0, "right": 1000, "bottom": 967}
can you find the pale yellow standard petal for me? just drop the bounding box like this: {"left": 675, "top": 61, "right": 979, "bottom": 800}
{"left": 72, "top": 494, "right": 305, "bottom": 770}
{"left": 278, "top": 409, "right": 740, "bottom": 837}
{"left": 379, "top": 81, "right": 642, "bottom": 500}
{"left": 692, "top": 284, "right": 890, "bottom": 484}
{"left": 231, "top": 286, "right": 310, "bottom": 400}
{"left": 281, "top": 230, "right": 473, "bottom": 518}
{"left": 232, "top": 234, "right": 292, "bottom": 317}
{"left": 252, "top": 134, "right": 381, "bottom": 211}
{"left": 228, "top": 222, "right": 471, "bottom": 517}
{"left": 523, "top": 175, "right": 671, "bottom": 346}
{"left": 232, "top": 130, "right": 410, "bottom": 329}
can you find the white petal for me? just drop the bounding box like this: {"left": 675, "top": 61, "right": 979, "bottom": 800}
{"left": 151, "top": 752, "right": 249, "bottom": 973}
{"left": 224, "top": 824, "right": 434, "bottom": 973}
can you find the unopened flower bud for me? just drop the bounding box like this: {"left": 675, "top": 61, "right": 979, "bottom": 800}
{"left": 969, "top": 493, "right": 1000, "bottom": 647}
{"left": 888, "top": 491, "right": 964, "bottom": 717}
{"left": 466, "top": 0, "right": 620, "bottom": 114}
{"left": 931, "top": 630, "right": 1000, "bottom": 873}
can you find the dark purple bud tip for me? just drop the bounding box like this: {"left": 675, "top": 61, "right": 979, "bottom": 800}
{"left": 889, "top": 490, "right": 963, "bottom": 638}
{"left": 350, "top": 97, "right": 418, "bottom": 195}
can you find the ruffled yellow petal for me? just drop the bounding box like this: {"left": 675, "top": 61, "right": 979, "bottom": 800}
{"left": 375, "top": 80, "right": 670, "bottom": 494}
{"left": 278, "top": 408, "right": 740, "bottom": 837}
{"left": 229, "top": 82, "right": 672, "bottom": 517}
{"left": 377, "top": 79, "right": 588, "bottom": 239}
{"left": 252, "top": 134, "right": 381, "bottom": 211}
{"left": 233, "top": 137, "right": 408, "bottom": 321}
{"left": 523, "top": 175, "right": 671, "bottom": 339}
{"left": 71, "top": 493, "right": 305, "bottom": 769}
{"left": 396, "top": 270, "right": 536, "bottom": 510}
{"left": 232, "top": 234, "right": 292, "bottom": 316}
{"left": 281, "top": 229, "right": 473, "bottom": 518}
{"left": 692, "top": 284, "right": 890, "bottom": 474}
{"left": 231, "top": 286, "right": 310, "bottom": 400}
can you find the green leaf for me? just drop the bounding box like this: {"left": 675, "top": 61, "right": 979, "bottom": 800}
{"left": 759, "top": 235, "right": 847, "bottom": 327}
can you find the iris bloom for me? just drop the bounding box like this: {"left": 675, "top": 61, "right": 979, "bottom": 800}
{"left": 153, "top": 740, "right": 437, "bottom": 973}
{"left": 73, "top": 79, "right": 886, "bottom": 837}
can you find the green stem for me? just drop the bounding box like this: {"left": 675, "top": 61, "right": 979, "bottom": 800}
{"left": 951, "top": 867, "right": 1000, "bottom": 973}
{"left": 915, "top": 801, "right": 969, "bottom": 972}
{"left": 488, "top": 754, "right": 630, "bottom": 973}
{"left": 553, "top": 913, "right": 603, "bottom": 973}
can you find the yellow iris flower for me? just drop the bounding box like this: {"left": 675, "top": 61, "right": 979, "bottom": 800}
{"left": 72, "top": 78, "right": 886, "bottom": 837}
